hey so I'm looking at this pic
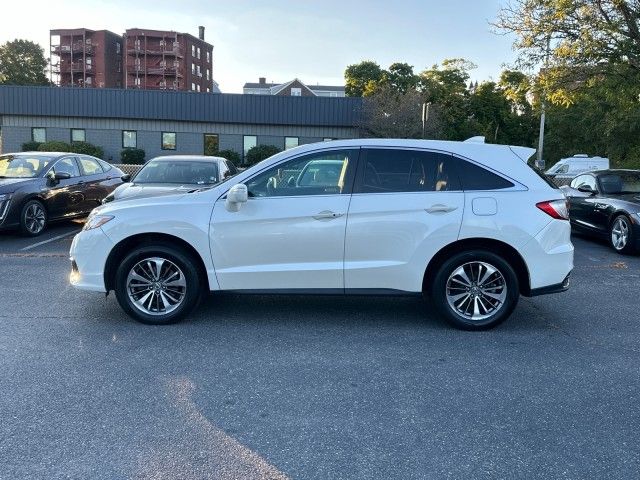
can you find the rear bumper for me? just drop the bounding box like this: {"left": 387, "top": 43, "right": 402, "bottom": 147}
{"left": 520, "top": 219, "right": 574, "bottom": 293}
{"left": 528, "top": 272, "right": 571, "bottom": 297}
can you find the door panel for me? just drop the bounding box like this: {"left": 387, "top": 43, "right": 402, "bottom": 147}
{"left": 344, "top": 192, "right": 464, "bottom": 292}
{"left": 210, "top": 148, "right": 358, "bottom": 291}
{"left": 211, "top": 195, "right": 350, "bottom": 290}
{"left": 344, "top": 148, "right": 464, "bottom": 292}
{"left": 44, "top": 157, "right": 86, "bottom": 218}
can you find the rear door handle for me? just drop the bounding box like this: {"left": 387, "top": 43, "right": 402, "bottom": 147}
{"left": 313, "top": 210, "right": 344, "bottom": 220}
{"left": 426, "top": 204, "right": 458, "bottom": 214}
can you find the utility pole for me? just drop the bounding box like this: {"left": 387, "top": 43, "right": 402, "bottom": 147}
{"left": 537, "top": 37, "right": 551, "bottom": 170}
{"left": 422, "top": 102, "right": 430, "bottom": 139}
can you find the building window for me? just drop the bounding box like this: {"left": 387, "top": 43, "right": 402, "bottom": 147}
{"left": 134, "top": 77, "right": 141, "bottom": 87}
{"left": 204, "top": 134, "right": 219, "bottom": 156}
{"left": 206, "top": 68, "right": 210, "bottom": 80}
{"left": 243, "top": 135, "right": 257, "bottom": 162}
{"left": 291, "top": 87, "right": 302, "bottom": 96}
{"left": 196, "top": 84, "right": 201, "bottom": 92}
{"left": 191, "top": 45, "right": 196, "bottom": 57}
{"left": 197, "top": 47, "right": 201, "bottom": 59}
{"left": 285, "top": 137, "right": 299, "bottom": 150}
{"left": 197, "top": 65, "right": 201, "bottom": 77}
{"left": 192, "top": 63, "right": 196, "bottom": 75}
{"left": 161, "top": 132, "right": 176, "bottom": 150}
{"left": 71, "top": 129, "right": 86, "bottom": 142}
{"left": 191, "top": 82, "right": 196, "bottom": 91}
{"left": 134, "top": 39, "right": 141, "bottom": 50}
{"left": 32, "top": 127, "right": 46, "bottom": 143}
{"left": 122, "top": 130, "right": 137, "bottom": 148}
{"left": 206, "top": 51, "right": 211, "bottom": 63}
{"left": 116, "top": 42, "right": 121, "bottom": 54}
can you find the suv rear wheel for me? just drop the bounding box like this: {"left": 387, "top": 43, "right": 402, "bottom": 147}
{"left": 114, "top": 244, "right": 202, "bottom": 325}
{"left": 431, "top": 250, "right": 519, "bottom": 330}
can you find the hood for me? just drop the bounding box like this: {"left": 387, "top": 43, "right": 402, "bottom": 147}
{"left": 106, "top": 183, "right": 202, "bottom": 203}
{"left": 0, "top": 177, "right": 37, "bottom": 192}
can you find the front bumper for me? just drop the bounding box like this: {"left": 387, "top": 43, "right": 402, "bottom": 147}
{"left": 69, "top": 227, "right": 114, "bottom": 292}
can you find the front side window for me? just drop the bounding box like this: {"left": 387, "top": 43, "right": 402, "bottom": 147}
{"left": 32, "top": 128, "right": 46, "bottom": 143}
{"left": 71, "top": 128, "right": 85, "bottom": 142}
{"left": 79, "top": 156, "right": 103, "bottom": 175}
{"left": 161, "top": 132, "right": 177, "bottom": 150}
{"left": 123, "top": 130, "right": 137, "bottom": 148}
{"left": 243, "top": 135, "right": 257, "bottom": 161}
{"left": 285, "top": 137, "right": 299, "bottom": 150}
{"left": 246, "top": 149, "right": 356, "bottom": 198}
{"left": 51, "top": 157, "right": 80, "bottom": 178}
{"left": 359, "top": 149, "right": 460, "bottom": 193}
{"left": 204, "top": 134, "right": 219, "bottom": 156}
{"left": 571, "top": 174, "right": 596, "bottom": 190}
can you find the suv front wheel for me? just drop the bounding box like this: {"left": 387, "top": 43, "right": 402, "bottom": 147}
{"left": 431, "top": 250, "right": 519, "bottom": 330}
{"left": 114, "top": 244, "right": 202, "bottom": 325}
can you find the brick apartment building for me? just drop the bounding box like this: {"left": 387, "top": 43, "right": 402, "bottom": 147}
{"left": 50, "top": 29, "right": 123, "bottom": 88}
{"left": 50, "top": 26, "right": 214, "bottom": 93}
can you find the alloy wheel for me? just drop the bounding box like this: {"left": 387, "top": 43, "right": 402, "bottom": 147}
{"left": 25, "top": 203, "right": 46, "bottom": 234}
{"left": 611, "top": 217, "right": 629, "bottom": 251}
{"left": 445, "top": 261, "right": 508, "bottom": 321}
{"left": 126, "top": 257, "right": 187, "bottom": 316}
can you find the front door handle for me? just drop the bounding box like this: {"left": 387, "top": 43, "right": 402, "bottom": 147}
{"left": 426, "top": 204, "right": 458, "bottom": 214}
{"left": 313, "top": 210, "right": 344, "bottom": 220}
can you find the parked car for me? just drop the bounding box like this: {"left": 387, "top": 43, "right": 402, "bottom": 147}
{"left": 70, "top": 139, "right": 573, "bottom": 330}
{"left": 561, "top": 169, "right": 640, "bottom": 254}
{"left": 0, "top": 152, "right": 124, "bottom": 236}
{"left": 103, "top": 155, "right": 237, "bottom": 204}
{"left": 546, "top": 154, "right": 609, "bottom": 180}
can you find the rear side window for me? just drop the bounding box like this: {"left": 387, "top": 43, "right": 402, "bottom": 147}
{"left": 358, "top": 149, "right": 460, "bottom": 193}
{"left": 98, "top": 160, "right": 112, "bottom": 172}
{"left": 452, "top": 157, "right": 514, "bottom": 191}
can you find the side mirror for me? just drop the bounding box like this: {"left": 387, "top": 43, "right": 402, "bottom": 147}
{"left": 49, "top": 171, "right": 70, "bottom": 184}
{"left": 225, "top": 184, "right": 248, "bottom": 212}
{"left": 577, "top": 185, "right": 597, "bottom": 195}
{"left": 121, "top": 174, "right": 131, "bottom": 182}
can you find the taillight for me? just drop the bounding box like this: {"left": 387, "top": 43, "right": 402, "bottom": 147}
{"left": 536, "top": 199, "right": 569, "bottom": 220}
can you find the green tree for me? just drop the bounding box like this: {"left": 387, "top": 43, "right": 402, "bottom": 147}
{"left": 344, "top": 60, "right": 384, "bottom": 97}
{"left": 0, "top": 39, "right": 49, "bottom": 85}
{"left": 380, "top": 62, "right": 419, "bottom": 95}
{"left": 245, "top": 145, "right": 281, "bottom": 166}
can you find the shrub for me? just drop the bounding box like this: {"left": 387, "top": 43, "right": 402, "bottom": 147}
{"left": 21, "top": 141, "right": 42, "bottom": 152}
{"left": 120, "top": 148, "right": 145, "bottom": 164}
{"left": 37, "top": 141, "right": 71, "bottom": 152}
{"left": 245, "top": 144, "right": 281, "bottom": 166}
{"left": 70, "top": 141, "right": 104, "bottom": 159}
{"left": 212, "top": 149, "right": 241, "bottom": 167}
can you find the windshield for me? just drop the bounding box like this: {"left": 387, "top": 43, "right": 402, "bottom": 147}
{"left": 0, "top": 154, "right": 55, "bottom": 178}
{"left": 134, "top": 159, "right": 220, "bottom": 185}
{"left": 599, "top": 172, "right": 640, "bottom": 195}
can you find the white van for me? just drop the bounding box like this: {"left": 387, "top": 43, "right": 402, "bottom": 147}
{"left": 545, "top": 154, "right": 609, "bottom": 180}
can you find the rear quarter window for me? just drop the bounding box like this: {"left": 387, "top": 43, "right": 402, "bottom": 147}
{"left": 452, "top": 157, "right": 514, "bottom": 190}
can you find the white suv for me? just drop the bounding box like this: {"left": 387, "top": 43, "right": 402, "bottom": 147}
{"left": 70, "top": 139, "right": 573, "bottom": 330}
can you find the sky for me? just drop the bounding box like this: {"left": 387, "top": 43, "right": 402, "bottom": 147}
{"left": 1, "top": 0, "right": 517, "bottom": 93}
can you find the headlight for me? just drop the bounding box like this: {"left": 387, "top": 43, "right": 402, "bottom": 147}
{"left": 82, "top": 214, "right": 114, "bottom": 231}
{"left": 0, "top": 193, "right": 12, "bottom": 221}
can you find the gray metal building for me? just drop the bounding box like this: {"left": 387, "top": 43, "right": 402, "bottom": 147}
{"left": 0, "top": 86, "right": 362, "bottom": 163}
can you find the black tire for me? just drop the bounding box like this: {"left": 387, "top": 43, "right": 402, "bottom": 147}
{"left": 609, "top": 214, "right": 637, "bottom": 255}
{"left": 19, "top": 199, "right": 47, "bottom": 237}
{"left": 114, "top": 244, "right": 203, "bottom": 325}
{"left": 430, "top": 250, "right": 520, "bottom": 330}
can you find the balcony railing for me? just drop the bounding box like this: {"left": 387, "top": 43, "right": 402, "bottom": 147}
{"left": 126, "top": 64, "right": 183, "bottom": 77}
{"left": 126, "top": 46, "right": 183, "bottom": 57}
{"left": 52, "top": 44, "right": 95, "bottom": 55}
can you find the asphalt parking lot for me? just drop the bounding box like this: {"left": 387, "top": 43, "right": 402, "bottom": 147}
{"left": 0, "top": 223, "right": 639, "bottom": 479}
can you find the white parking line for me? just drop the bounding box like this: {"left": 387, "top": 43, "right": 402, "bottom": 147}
{"left": 21, "top": 230, "right": 80, "bottom": 252}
